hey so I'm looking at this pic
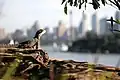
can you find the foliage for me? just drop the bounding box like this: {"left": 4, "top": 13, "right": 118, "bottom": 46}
{"left": 55, "top": 74, "right": 69, "bottom": 80}
{"left": 2, "top": 59, "right": 21, "bottom": 80}
{"left": 68, "top": 31, "right": 120, "bottom": 53}
{"left": 61, "top": 0, "right": 120, "bottom": 14}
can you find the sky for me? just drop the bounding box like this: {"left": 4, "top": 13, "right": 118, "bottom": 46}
{"left": 0, "top": 0, "right": 118, "bottom": 33}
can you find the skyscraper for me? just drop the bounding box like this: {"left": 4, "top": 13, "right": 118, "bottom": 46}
{"left": 78, "top": 11, "right": 88, "bottom": 37}
{"left": 53, "top": 27, "right": 58, "bottom": 40}
{"left": 58, "top": 20, "right": 68, "bottom": 41}
{"left": 100, "top": 18, "right": 110, "bottom": 35}
{"left": 0, "top": 28, "right": 6, "bottom": 40}
{"left": 41, "top": 27, "right": 49, "bottom": 41}
{"left": 68, "top": 10, "right": 76, "bottom": 41}
{"left": 115, "top": 11, "right": 120, "bottom": 30}
{"left": 27, "top": 20, "right": 40, "bottom": 39}
{"left": 92, "top": 12, "right": 100, "bottom": 35}
{"left": 27, "top": 20, "right": 41, "bottom": 48}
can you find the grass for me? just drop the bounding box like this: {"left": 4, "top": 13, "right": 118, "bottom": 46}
{"left": 2, "top": 59, "right": 21, "bottom": 80}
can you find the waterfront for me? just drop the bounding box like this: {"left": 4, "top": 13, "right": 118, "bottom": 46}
{"left": 42, "top": 45, "right": 120, "bottom": 67}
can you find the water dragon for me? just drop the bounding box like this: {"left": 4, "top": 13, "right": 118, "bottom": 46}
{"left": 0, "top": 29, "right": 46, "bottom": 49}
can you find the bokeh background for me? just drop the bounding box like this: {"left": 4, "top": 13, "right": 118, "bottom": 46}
{"left": 0, "top": 0, "right": 120, "bottom": 67}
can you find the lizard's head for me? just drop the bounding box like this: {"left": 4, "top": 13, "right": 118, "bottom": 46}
{"left": 35, "top": 29, "right": 46, "bottom": 38}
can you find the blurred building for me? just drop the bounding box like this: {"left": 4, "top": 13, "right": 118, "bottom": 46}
{"left": 78, "top": 21, "right": 82, "bottom": 34}
{"left": 78, "top": 20, "right": 83, "bottom": 38}
{"left": 78, "top": 11, "right": 88, "bottom": 37}
{"left": 68, "top": 27, "right": 78, "bottom": 41}
{"left": 115, "top": 11, "right": 120, "bottom": 30}
{"left": 57, "top": 21, "right": 68, "bottom": 42}
{"left": 52, "top": 20, "right": 68, "bottom": 45}
{"left": 41, "top": 27, "right": 49, "bottom": 41}
{"left": 91, "top": 12, "right": 100, "bottom": 35}
{"left": 100, "top": 18, "right": 110, "bottom": 35}
{"left": 0, "top": 28, "right": 6, "bottom": 40}
{"left": 41, "top": 27, "right": 54, "bottom": 45}
{"left": 71, "top": 27, "right": 78, "bottom": 40}
{"left": 68, "top": 11, "right": 76, "bottom": 41}
{"left": 27, "top": 20, "right": 40, "bottom": 39}
{"left": 47, "top": 27, "right": 54, "bottom": 41}
{"left": 53, "top": 27, "right": 59, "bottom": 40}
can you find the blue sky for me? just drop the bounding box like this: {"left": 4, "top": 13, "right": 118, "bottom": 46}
{"left": 0, "top": 0, "right": 118, "bottom": 33}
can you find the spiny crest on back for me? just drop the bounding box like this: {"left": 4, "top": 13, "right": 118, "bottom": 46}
{"left": 16, "top": 29, "right": 46, "bottom": 49}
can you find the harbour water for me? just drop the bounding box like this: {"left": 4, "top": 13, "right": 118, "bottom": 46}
{"left": 42, "top": 45, "right": 120, "bottom": 67}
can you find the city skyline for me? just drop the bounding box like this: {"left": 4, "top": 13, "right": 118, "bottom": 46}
{"left": 0, "top": 0, "right": 118, "bottom": 33}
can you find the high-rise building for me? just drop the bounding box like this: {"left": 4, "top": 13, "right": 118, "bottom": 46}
{"left": 72, "top": 27, "right": 78, "bottom": 40}
{"left": 91, "top": 12, "right": 100, "bottom": 35}
{"left": 41, "top": 27, "right": 49, "bottom": 40}
{"left": 78, "top": 11, "right": 88, "bottom": 37}
{"left": 0, "top": 28, "right": 6, "bottom": 40}
{"left": 27, "top": 20, "right": 41, "bottom": 47}
{"left": 58, "top": 21, "right": 68, "bottom": 41}
{"left": 115, "top": 11, "right": 120, "bottom": 30}
{"left": 100, "top": 18, "right": 110, "bottom": 35}
{"left": 53, "top": 27, "right": 58, "bottom": 40}
{"left": 53, "top": 21, "right": 68, "bottom": 44}
{"left": 27, "top": 20, "right": 40, "bottom": 39}
{"left": 68, "top": 10, "right": 76, "bottom": 41}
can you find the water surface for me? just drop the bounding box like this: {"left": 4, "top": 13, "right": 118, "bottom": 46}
{"left": 42, "top": 45, "right": 120, "bottom": 67}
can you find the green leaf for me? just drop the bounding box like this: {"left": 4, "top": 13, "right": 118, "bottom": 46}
{"left": 61, "top": 0, "right": 66, "bottom": 5}
{"left": 116, "top": 19, "right": 120, "bottom": 24}
{"left": 2, "top": 59, "right": 21, "bottom": 80}
{"left": 64, "top": 2, "right": 67, "bottom": 15}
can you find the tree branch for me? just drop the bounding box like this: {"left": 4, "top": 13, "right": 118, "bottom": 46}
{"left": 108, "top": 0, "right": 120, "bottom": 10}
{"left": 106, "top": 1, "right": 118, "bottom": 9}
{"left": 108, "top": 0, "right": 116, "bottom": 5}
{"left": 114, "top": 0, "right": 120, "bottom": 10}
